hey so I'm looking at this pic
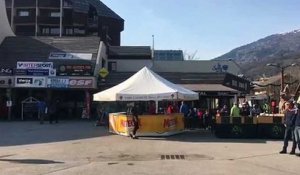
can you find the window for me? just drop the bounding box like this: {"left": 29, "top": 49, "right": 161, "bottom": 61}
{"left": 108, "top": 62, "right": 117, "bottom": 72}
{"left": 50, "top": 28, "right": 60, "bottom": 35}
{"left": 42, "top": 28, "right": 50, "bottom": 35}
{"left": 18, "top": 11, "right": 29, "bottom": 17}
{"left": 66, "top": 28, "right": 73, "bottom": 35}
{"left": 50, "top": 12, "right": 61, "bottom": 17}
{"left": 74, "top": 28, "right": 85, "bottom": 35}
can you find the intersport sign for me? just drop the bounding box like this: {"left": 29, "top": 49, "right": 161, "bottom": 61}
{"left": 17, "top": 62, "right": 53, "bottom": 70}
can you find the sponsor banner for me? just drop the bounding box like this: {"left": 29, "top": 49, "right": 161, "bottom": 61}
{"left": 15, "top": 76, "right": 47, "bottom": 88}
{"left": 109, "top": 113, "right": 184, "bottom": 136}
{"left": 49, "top": 52, "right": 93, "bottom": 61}
{"left": 17, "top": 62, "right": 53, "bottom": 70}
{"left": 47, "top": 78, "right": 69, "bottom": 88}
{"left": 0, "top": 68, "right": 13, "bottom": 76}
{"left": 69, "top": 77, "right": 95, "bottom": 89}
{"left": 58, "top": 65, "right": 93, "bottom": 76}
{"left": 0, "top": 77, "right": 14, "bottom": 88}
{"left": 15, "top": 69, "right": 56, "bottom": 76}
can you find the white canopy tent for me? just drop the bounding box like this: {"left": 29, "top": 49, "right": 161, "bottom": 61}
{"left": 93, "top": 67, "right": 199, "bottom": 101}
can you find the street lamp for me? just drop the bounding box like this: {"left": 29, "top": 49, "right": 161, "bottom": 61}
{"left": 266, "top": 63, "right": 297, "bottom": 92}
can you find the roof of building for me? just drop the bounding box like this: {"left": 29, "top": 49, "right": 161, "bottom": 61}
{"left": 179, "top": 84, "right": 238, "bottom": 92}
{"left": 0, "top": 36, "right": 100, "bottom": 67}
{"left": 109, "top": 46, "right": 152, "bottom": 58}
{"left": 103, "top": 72, "right": 227, "bottom": 87}
{"left": 88, "top": 0, "right": 124, "bottom": 21}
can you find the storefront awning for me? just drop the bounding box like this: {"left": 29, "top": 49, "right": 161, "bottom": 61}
{"left": 179, "top": 84, "right": 238, "bottom": 92}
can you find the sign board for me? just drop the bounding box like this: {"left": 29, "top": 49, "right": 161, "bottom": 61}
{"left": 49, "top": 52, "right": 93, "bottom": 61}
{"left": 47, "top": 77, "right": 96, "bottom": 89}
{"left": 0, "top": 68, "right": 13, "bottom": 75}
{"left": 99, "top": 68, "right": 109, "bottom": 78}
{"left": 69, "top": 77, "right": 95, "bottom": 89}
{"left": 58, "top": 65, "right": 93, "bottom": 76}
{"left": 17, "top": 62, "right": 53, "bottom": 70}
{"left": 15, "top": 76, "right": 47, "bottom": 88}
{"left": 15, "top": 69, "right": 56, "bottom": 76}
{"left": 47, "top": 78, "right": 69, "bottom": 88}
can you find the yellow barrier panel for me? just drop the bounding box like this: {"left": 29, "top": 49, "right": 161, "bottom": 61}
{"left": 109, "top": 113, "right": 184, "bottom": 136}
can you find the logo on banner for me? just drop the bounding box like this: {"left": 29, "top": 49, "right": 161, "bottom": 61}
{"left": 58, "top": 65, "right": 93, "bottom": 76}
{"left": 15, "top": 77, "right": 46, "bottom": 88}
{"left": 47, "top": 78, "right": 69, "bottom": 88}
{"left": 17, "top": 62, "right": 53, "bottom": 70}
{"left": 69, "top": 79, "right": 93, "bottom": 87}
{"left": 0, "top": 68, "right": 13, "bottom": 75}
{"left": 49, "top": 52, "right": 93, "bottom": 61}
{"left": 17, "top": 78, "right": 32, "bottom": 84}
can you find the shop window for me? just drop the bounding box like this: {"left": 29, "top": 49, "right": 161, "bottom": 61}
{"left": 18, "top": 11, "right": 30, "bottom": 17}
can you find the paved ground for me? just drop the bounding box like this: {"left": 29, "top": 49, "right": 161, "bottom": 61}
{"left": 0, "top": 121, "right": 299, "bottom": 175}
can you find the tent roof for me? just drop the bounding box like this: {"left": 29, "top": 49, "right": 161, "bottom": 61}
{"left": 93, "top": 67, "right": 199, "bottom": 101}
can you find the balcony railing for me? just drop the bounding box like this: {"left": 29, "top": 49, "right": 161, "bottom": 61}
{"left": 38, "top": 16, "right": 60, "bottom": 24}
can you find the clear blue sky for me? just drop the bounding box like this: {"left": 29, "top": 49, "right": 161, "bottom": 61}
{"left": 101, "top": 0, "right": 300, "bottom": 60}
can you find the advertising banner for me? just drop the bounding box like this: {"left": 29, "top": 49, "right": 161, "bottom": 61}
{"left": 15, "top": 76, "right": 47, "bottom": 88}
{"left": 58, "top": 65, "right": 93, "bottom": 76}
{"left": 17, "top": 62, "right": 53, "bottom": 70}
{"left": 47, "top": 78, "right": 69, "bottom": 88}
{"left": 49, "top": 52, "right": 93, "bottom": 61}
{"left": 69, "top": 77, "right": 95, "bottom": 89}
{"left": 109, "top": 113, "right": 184, "bottom": 136}
{"left": 15, "top": 69, "right": 56, "bottom": 76}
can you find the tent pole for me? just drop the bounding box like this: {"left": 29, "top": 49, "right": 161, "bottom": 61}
{"left": 155, "top": 101, "right": 158, "bottom": 114}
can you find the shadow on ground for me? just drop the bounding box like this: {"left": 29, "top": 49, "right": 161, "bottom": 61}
{"left": 139, "top": 130, "right": 269, "bottom": 144}
{"left": 0, "top": 121, "right": 111, "bottom": 147}
{"left": 0, "top": 158, "right": 64, "bottom": 164}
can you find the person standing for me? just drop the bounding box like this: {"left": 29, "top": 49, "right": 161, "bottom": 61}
{"left": 294, "top": 104, "right": 300, "bottom": 156}
{"left": 130, "top": 103, "right": 139, "bottom": 139}
{"left": 180, "top": 101, "right": 189, "bottom": 129}
{"left": 230, "top": 103, "right": 240, "bottom": 117}
{"left": 37, "top": 100, "right": 47, "bottom": 124}
{"left": 203, "top": 110, "right": 212, "bottom": 130}
{"left": 279, "top": 101, "right": 297, "bottom": 154}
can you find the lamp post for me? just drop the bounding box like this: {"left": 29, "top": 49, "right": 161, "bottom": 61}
{"left": 266, "top": 63, "right": 297, "bottom": 92}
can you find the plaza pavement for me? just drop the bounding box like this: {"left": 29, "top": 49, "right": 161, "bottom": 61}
{"left": 0, "top": 121, "right": 299, "bottom": 175}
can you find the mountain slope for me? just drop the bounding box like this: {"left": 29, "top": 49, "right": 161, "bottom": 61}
{"left": 214, "top": 30, "right": 300, "bottom": 78}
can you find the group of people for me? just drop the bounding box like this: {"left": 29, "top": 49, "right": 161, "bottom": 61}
{"left": 279, "top": 100, "right": 300, "bottom": 156}
{"left": 180, "top": 101, "right": 213, "bottom": 130}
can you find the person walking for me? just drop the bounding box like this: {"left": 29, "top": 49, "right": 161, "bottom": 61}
{"left": 130, "top": 103, "right": 139, "bottom": 139}
{"left": 279, "top": 101, "right": 297, "bottom": 154}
